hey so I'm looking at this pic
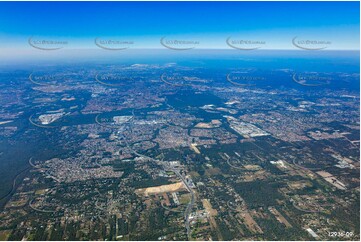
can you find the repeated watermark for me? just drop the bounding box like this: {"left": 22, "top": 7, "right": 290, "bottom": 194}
{"left": 27, "top": 36, "right": 336, "bottom": 51}
{"left": 95, "top": 73, "right": 131, "bottom": 87}
{"left": 292, "top": 73, "right": 330, "bottom": 87}
{"left": 95, "top": 113, "right": 133, "bottom": 129}
{"left": 226, "top": 72, "right": 266, "bottom": 86}
{"left": 29, "top": 113, "right": 65, "bottom": 128}
{"left": 28, "top": 37, "right": 68, "bottom": 50}
{"left": 292, "top": 37, "right": 331, "bottom": 50}
{"left": 160, "top": 72, "right": 206, "bottom": 87}
{"left": 29, "top": 73, "right": 58, "bottom": 86}
{"left": 94, "top": 37, "right": 134, "bottom": 50}
{"left": 160, "top": 73, "right": 188, "bottom": 86}
{"left": 28, "top": 72, "right": 79, "bottom": 86}
{"left": 160, "top": 37, "right": 199, "bottom": 50}
{"left": 226, "top": 37, "right": 265, "bottom": 50}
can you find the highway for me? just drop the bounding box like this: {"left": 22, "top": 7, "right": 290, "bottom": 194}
{"left": 122, "top": 111, "right": 195, "bottom": 240}
{"left": 172, "top": 169, "right": 195, "bottom": 240}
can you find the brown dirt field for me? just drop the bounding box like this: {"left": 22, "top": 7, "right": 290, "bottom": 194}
{"left": 202, "top": 199, "right": 218, "bottom": 216}
{"left": 136, "top": 182, "right": 186, "bottom": 196}
{"left": 238, "top": 212, "right": 263, "bottom": 234}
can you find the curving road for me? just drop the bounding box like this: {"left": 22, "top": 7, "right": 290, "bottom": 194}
{"left": 0, "top": 166, "right": 31, "bottom": 202}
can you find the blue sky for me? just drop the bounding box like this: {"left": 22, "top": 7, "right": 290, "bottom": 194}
{"left": 0, "top": 1, "right": 359, "bottom": 52}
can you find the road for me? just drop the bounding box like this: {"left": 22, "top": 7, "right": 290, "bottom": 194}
{"left": 0, "top": 166, "right": 31, "bottom": 202}
{"left": 172, "top": 169, "right": 195, "bottom": 240}
{"left": 122, "top": 111, "right": 195, "bottom": 240}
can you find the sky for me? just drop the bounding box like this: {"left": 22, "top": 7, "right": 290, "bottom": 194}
{"left": 0, "top": 1, "right": 359, "bottom": 58}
